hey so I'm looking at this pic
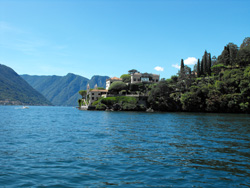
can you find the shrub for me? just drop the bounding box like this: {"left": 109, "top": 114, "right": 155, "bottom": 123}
{"left": 95, "top": 103, "right": 107, "bottom": 110}
{"left": 108, "top": 81, "right": 127, "bottom": 94}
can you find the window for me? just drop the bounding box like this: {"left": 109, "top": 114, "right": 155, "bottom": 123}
{"left": 134, "top": 78, "right": 136, "bottom": 81}
{"left": 156, "top": 79, "right": 158, "bottom": 82}
{"left": 141, "top": 77, "right": 149, "bottom": 82}
{"left": 92, "top": 97, "right": 94, "bottom": 100}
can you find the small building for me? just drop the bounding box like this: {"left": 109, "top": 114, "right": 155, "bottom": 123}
{"left": 89, "top": 89, "right": 108, "bottom": 105}
{"left": 131, "top": 73, "right": 160, "bottom": 84}
{"left": 106, "top": 77, "right": 122, "bottom": 90}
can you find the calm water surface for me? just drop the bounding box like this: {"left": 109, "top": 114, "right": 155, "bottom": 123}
{"left": 0, "top": 106, "right": 250, "bottom": 187}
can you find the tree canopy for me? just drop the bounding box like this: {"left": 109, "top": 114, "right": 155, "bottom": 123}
{"left": 120, "top": 74, "right": 131, "bottom": 83}
{"left": 108, "top": 81, "right": 127, "bottom": 93}
{"left": 128, "top": 69, "right": 139, "bottom": 75}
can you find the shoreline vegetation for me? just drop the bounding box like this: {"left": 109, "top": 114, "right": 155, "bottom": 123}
{"left": 79, "top": 37, "right": 250, "bottom": 114}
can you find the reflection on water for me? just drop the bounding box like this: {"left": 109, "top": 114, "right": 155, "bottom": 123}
{"left": 0, "top": 107, "right": 250, "bottom": 187}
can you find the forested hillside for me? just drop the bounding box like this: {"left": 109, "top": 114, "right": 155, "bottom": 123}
{"left": 22, "top": 74, "right": 109, "bottom": 106}
{"left": 0, "top": 64, "right": 52, "bottom": 105}
{"left": 148, "top": 37, "right": 250, "bottom": 113}
{"left": 92, "top": 37, "right": 250, "bottom": 113}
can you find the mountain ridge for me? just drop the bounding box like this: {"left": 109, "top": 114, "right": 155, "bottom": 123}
{"left": 0, "top": 64, "right": 52, "bottom": 105}
{"left": 21, "top": 74, "right": 109, "bottom": 106}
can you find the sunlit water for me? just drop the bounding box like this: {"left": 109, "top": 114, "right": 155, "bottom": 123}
{"left": 0, "top": 106, "right": 250, "bottom": 187}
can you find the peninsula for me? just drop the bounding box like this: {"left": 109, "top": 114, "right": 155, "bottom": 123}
{"left": 78, "top": 37, "right": 250, "bottom": 113}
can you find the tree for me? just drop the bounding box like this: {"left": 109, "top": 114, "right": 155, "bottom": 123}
{"left": 211, "top": 64, "right": 225, "bottom": 75}
{"left": 148, "top": 81, "right": 178, "bottom": 111}
{"left": 228, "top": 43, "right": 238, "bottom": 66}
{"left": 212, "top": 56, "right": 217, "bottom": 66}
{"left": 208, "top": 53, "right": 212, "bottom": 76}
{"left": 201, "top": 50, "right": 212, "bottom": 75}
{"left": 128, "top": 69, "right": 139, "bottom": 75}
{"left": 203, "top": 50, "right": 208, "bottom": 74}
{"left": 217, "top": 46, "right": 230, "bottom": 65}
{"left": 171, "top": 75, "right": 178, "bottom": 82}
{"left": 200, "top": 59, "right": 204, "bottom": 76}
{"left": 120, "top": 74, "right": 131, "bottom": 83}
{"left": 108, "top": 81, "right": 127, "bottom": 94}
{"left": 180, "top": 59, "right": 184, "bottom": 75}
{"left": 180, "top": 91, "right": 201, "bottom": 111}
{"left": 240, "top": 37, "right": 250, "bottom": 49}
{"left": 217, "top": 43, "right": 238, "bottom": 66}
{"left": 237, "top": 44, "right": 250, "bottom": 67}
{"left": 79, "top": 90, "right": 87, "bottom": 99}
{"left": 197, "top": 59, "right": 201, "bottom": 77}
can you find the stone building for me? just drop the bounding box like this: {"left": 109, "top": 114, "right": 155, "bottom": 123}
{"left": 131, "top": 73, "right": 160, "bottom": 84}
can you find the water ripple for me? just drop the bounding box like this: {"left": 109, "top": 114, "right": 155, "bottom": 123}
{"left": 1, "top": 107, "right": 250, "bottom": 187}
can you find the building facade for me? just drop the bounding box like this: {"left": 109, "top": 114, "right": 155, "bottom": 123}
{"left": 89, "top": 89, "right": 108, "bottom": 105}
{"left": 131, "top": 73, "right": 160, "bottom": 84}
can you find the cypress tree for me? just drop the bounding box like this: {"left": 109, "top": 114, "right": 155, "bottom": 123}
{"left": 197, "top": 59, "right": 200, "bottom": 77}
{"left": 181, "top": 59, "right": 184, "bottom": 71}
{"left": 180, "top": 59, "right": 185, "bottom": 77}
{"left": 200, "top": 59, "right": 204, "bottom": 76}
{"left": 208, "top": 53, "right": 212, "bottom": 76}
{"left": 203, "top": 50, "right": 208, "bottom": 75}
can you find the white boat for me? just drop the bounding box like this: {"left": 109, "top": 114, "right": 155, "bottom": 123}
{"left": 22, "top": 106, "right": 29, "bottom": 109}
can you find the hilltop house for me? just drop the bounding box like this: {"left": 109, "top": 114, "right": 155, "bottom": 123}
{"left": 131, "top": 72, "right": 160, "bottom": 84}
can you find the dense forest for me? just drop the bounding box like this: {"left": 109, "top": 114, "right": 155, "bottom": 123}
{"left": 89, "top": 37, "right": 250, "bottom": 113}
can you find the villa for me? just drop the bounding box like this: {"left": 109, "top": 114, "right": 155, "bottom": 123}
{"left": 88, "top": 89, "right": 108, "bottom": 105}
{"left": 131, "top": 72, "right": 160, "bottom": 84}
{"left": 86, "top": 72, "right": 160, "bottom": 106}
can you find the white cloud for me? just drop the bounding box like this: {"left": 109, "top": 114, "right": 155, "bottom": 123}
{"left": 184, "top": 57, "right": 197, "bottom": 65}
{"left": 154, "top": 66, "right": 164, "bottom": 71}
{"left": 172, "top": 64, "right": 180, "bottom": 69}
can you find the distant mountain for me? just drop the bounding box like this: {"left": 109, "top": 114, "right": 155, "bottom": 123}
{"left": 0, "top": 64, "right": 52, "bottom": 105}
{"left": 21, "top": 74, "right": 109, "bottom": 106}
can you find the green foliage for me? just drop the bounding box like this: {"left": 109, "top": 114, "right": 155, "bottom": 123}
{"left": 171, "top": 75, "right": 178, "bottom": 82}
{"left": 237, "top": 45, "right": 250, "bottom": 67}
{"left": 120, "top": 74, "right": 131, "bottom": 83}
{"left": 197, "top": 59, "right": 200, "bottom": 77}
{"left": 108, "top": 81, "right": 127, "bottom": 93}
{"left": 217, "top": 43, "right": 238, "bottom": 66}
{"left": 240, "top": 37, "right": 250, "bottom": 49}
{"left": 78, "top": 99, "right": 83, "bottom": 107}
{"left": 148, "top": 81, "right": 178, "bottom": 111}
{"left": 181, "top": 92, "right": 201, "bottom": 111}
{"left": 95, "top": 103, "right": 107, "bottom": 110}
{"left": 85, "top": 37, "right": 250, "bottom": 113}
{"left": 93, "top": 96, "right": 138, "bottom": 111}
{"left": 79, "top": 90, "right": 87, "bottom": 99}
{"left": 211, "top": 64, "right": 225, "bottom": 75}
{"left": 128, "top": 69, "right": 139, "bottom": 75}
{"left": 97, "top": 87, "right": 105, "bottom": 90}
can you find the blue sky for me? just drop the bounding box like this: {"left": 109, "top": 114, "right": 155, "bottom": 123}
{"left": 0, "top": 0, "right": 250, "bottom": 79}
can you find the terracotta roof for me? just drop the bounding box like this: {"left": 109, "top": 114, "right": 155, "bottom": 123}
{"left": 111, "top": 77, "right": 122, "bottom": 80}
{"left": 106, "top": 77, "right": 122, "bottom": 81}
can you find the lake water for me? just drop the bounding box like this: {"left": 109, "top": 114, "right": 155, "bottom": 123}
{"left": 0, "top": 106, "right": 250, "bottom": 187}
